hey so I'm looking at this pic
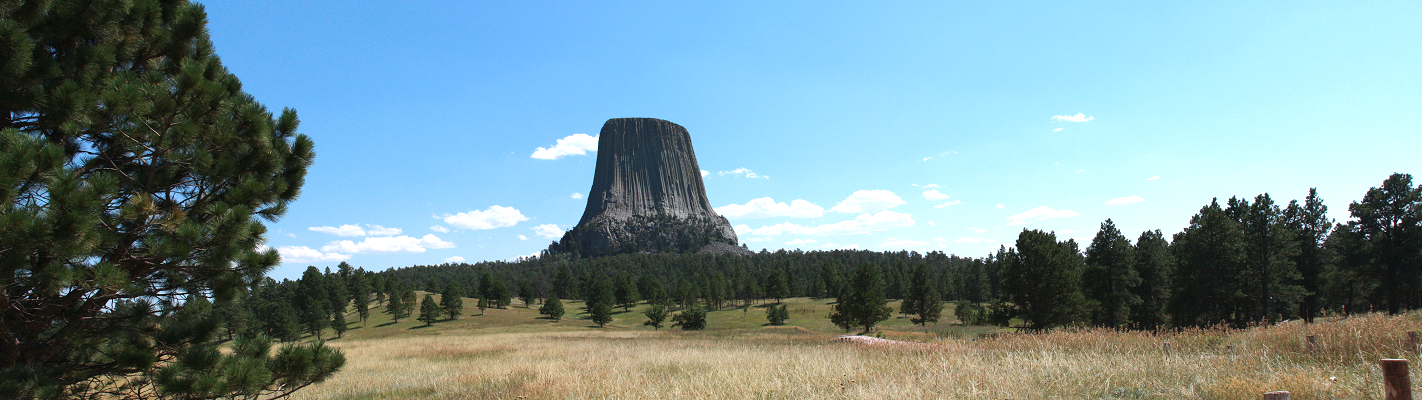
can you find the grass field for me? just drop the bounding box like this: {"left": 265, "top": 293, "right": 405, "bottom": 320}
{"left": 290, "top": 295, "right": 1422, "bottom": 399}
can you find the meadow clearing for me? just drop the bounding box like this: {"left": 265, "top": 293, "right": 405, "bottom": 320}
{"left": 291, "top": 296, "right": 1422, "bottom": 399}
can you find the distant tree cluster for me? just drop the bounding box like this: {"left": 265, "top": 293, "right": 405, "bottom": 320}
{"left": 376, "top": 173, "right": 1422, "bottom": 332}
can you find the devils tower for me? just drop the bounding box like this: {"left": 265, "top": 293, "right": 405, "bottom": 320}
{"left": 550, "top": 118, "right": 745, "bottom": 258}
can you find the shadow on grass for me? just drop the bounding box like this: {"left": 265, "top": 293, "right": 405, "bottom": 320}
{"left": 408, "top": 324, "right": 434, "bottom": 330}
{"left": 375, "top": 321, "right": 398, "bottom": 327}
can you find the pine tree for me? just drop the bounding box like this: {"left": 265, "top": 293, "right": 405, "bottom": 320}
{"left": 387, "top": 290, "right": 406, "bottom": 323}
{"left": 1348, "top": 173, "right": 1422, "bottom": 314}
{"left": 615, "top": 273, "right": 642, "bottom": 311}
{"left": 672, "top": 302, "right": 708, "bottom": 330}
{"left": 1171, "top": 199, "right": 1247, "bottom": 327}
{"left": 540, "top": 295, "right": 566, "bottom": 321}
{"left": 1284, "top": 189, "right": 1332, "bottom": 322}
{"left": 418, "top": 294, "right": 440, "bottom": 326}
{"left": 1130, "top": 230, "right": 1174, "bottom": 329}
{"left": 829, "top": 263, "right": 893, "bottom": 333}
{"left": 520, "top": 280, "right": 536, "bottom": 308}
{"left": 0, "top": 1, "right": 338, "bottom": 396}
{"left": 904, "top": 264, "right": 943, "bottom": 326}
{"left": 1002, "top": 229, "right": 1089, "bottom": 331}
{"left": 330, "top": 311, "right": 348, "bottom": 338}
{"left": 440, "top": 284, "right": 465, "bottom": 320}
{"left": 1083, "top": 219, "right": 1141, "bottom": 328}
{"left": 767, "top": 304, "right": 789, "bottom": 325}
{"left": 643, "top": 303, "right": 668, "bottom": 330}
{"left": 589, "top": 300, "right": 614, "bottom": 327}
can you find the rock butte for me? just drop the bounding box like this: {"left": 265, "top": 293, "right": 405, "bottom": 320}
{"left": 549, "top": 118, "right": 749, "bottom": 258}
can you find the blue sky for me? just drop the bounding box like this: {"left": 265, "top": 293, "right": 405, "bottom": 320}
{"left": 200, "top": 1, "right": 1422, "bottom": 281}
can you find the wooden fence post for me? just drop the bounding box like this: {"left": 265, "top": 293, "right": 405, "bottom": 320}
{"left": 1263, "top": 391, "right": 1290, "bottom": 400}
{"left": 1382, "top": 358, "right": 1411, "bottom": 400}
{"left": 1307, "top": 335, "right": 1317, "bottom": 353}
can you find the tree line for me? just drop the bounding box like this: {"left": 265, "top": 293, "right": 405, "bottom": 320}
{"left": 365, "top": 173, "right": 1422, "bottom": 332}
{"left": 219, "top": 172, "right": 1421, "bottom": 338}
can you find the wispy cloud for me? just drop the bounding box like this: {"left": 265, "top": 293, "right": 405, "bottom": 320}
{"left": 996, "top": 204, "right": 1005, "bottom": 209}
{"left": 1051, "top": 113, "right": 1094, "bottom": 122}
{"left": 443, "top": 256, "right": 465, "bottom": 263}
{"left": 934, "top": 200, "right": 963, "bottom": 208}
{"left": 734, "top": 210, "right": 914, "bottom": 236}
{"left": 716, "top": 197, "right": 825, "bottom": 219}
{"left": 272, "top": 245, "right": 351, "bottom": 263}
{"left": 1053, "top": 127, "right": 1063, "bottom": 132}
{"left": 880, "top": 238, "right": 930, "bottom": 249}
{"left": 719, "top": 168, "right": 769, "bottom": 179}
{"left": 571, "top": 193, "right": 583, "bottom": 199}
{"left": 430, "top": 225, "right": 450, "bottom": 233}
{"left": 923, "top": 189, "right": 951, "bottom": 201}
{"left": 1005, "top": 206, "right": 1081, "bottom": 225}
{"left": 308, "top": 224, "right": 402, "bottom": 237}
{"left": 518, "top": 235, "right": 528, "bottom": 240}
{"left": 831, "top": 190, "right": 906, "bottom": 213}
{"left": 320, "top": 234, "right": 455, "bottom": 254}
{"left": 531, "top": 133, "right": 598, "bottom": 160}
{"left": 441, "top": 205, "right": 529, "bottom": 230}
{"left": 785, "top": 238, "right": 818, "bottom": 246}
{"left": 1147, "top": 175, "right": 1161, "bottom": 181}
{"left": 531, "top": 224, "right": 564, "bottom": 239}
{"left": 700, "top": 170, "right": 709, "bottom": 177}
{"left": 956, "top": 237, "right": 996, "bottom": 244}
{"left": 966, "top": 227, "right": 988, "bottom": 233}
{"left": 1105, "top": 195, "right": 1146, "bottom": 205}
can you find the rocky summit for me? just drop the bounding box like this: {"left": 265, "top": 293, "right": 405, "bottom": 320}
{"left": 549, "top": 118, "right": 749, "bottom": 258}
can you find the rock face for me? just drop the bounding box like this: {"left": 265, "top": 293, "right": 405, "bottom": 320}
{"left": 551, "top": 118, "right": 747, "bottom": 257}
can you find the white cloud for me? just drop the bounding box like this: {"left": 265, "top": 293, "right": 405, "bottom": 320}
{"left": 531, "top": 133, "right": 598, "bottom": 160}
{"left": 718, "top": 168, "right": 769, "bottom": 179}
{"left": 571, "top": 193, "right": 583, "bottom": 199}
{"left": 737, "top": 210, "right": 915, "bottom": 236}
{"left": 442, "top": 206, "right": 529, "bottom": 230}
{"left": 1105, "top": 195, "right": 1146, "bottom": 205}
{"left": 430, "top": 225, "right": 450, "bottom": 233}
{"left": 996, "top": 204, "right": 1005, "bottom": 209}
{"left": 880, "top": 238, "right": 930, "bottom": 249}
{"left": 716, "top": 197, "right": 825, "bottom": 219}
{"left": 1077, "top": 169, "right": 1085, "bottom": 173}
{"left": 444, "top": 256, "right": 466, "bottom": 263}
{"left": 956, "top": 237, "right": 996, "bottom": 244}
{"left": 286, "top": 233, "right": 297, "bottom": 238}
{"left": 1005, "top": 206, "right": 1082, "bottom": 225}
{"left": 923, "top": 189, "right": 951, "bottom": 201}
{"left": 785, "top": 239, "right": 818, "bottom": 246}
{"left": 967, "top": 227, "right": 987, "bottom": 233}
{"left": 532, "top": 224, "right": 564, "bottom": 239}
{"left": 928, "top": 221, "right": 936, "bottom": 227}
{"left": 1053, "top": 128, "right": 1063, "bottom": 132}
{"left": 320, "top": 234, "right": 455, "bottom": 254}
{"left": 518, "top": 235, "right": 528, "bottom": 240}
{"left": 364, "top": 225, "right": 402, "bottom": 236}
{"left": 701, "top": 170, "right": 709, "bottom": 177}
{"left": 920, "top": 184, "right": 941, "bottom": 188}
{"left": 831, "top": 190, "right": 906, "bottom": 213}
{"left": 273, "top": 245, "right": 350, "bottom": 263}
{"left": 308, "top": 224, "right": 402, "bottom": 237}
{"left": 934, "top": 200, "right": 963, "bottom": 208}
{"left": 308, "top": 224, "right": 366, "bottom": 237}
{"left": 1051, "top": 113, "right": 1094, "bottom": 122}
{"left": 823, "top": 243, "right": 859, "bottom": 250}
{"left": 744, "top": 237, "right": 773, "bottom": 243}
{"left": 1147, "top": 175, "right": 1161, "bottom": 181}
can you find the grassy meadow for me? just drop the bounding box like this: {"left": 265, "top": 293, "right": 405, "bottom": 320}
{"left": 291, "top": 295, "right": 1422, "bottom": 399}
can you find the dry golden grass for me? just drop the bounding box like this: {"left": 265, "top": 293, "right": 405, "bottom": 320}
{"left": 291, "top": 308, "right": 1422, "bottom": 399}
